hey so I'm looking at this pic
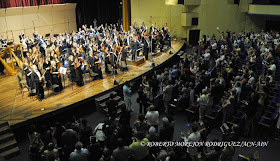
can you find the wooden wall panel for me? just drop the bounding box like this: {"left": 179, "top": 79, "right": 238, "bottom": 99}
{"left": 0, "top": 4, "right": 77, "bottom": 43}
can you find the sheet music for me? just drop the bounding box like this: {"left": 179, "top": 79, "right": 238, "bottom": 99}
{"left": 59, "top": 67, "right": 67, "bottom": 75}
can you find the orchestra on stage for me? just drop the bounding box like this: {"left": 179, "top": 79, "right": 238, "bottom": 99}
{"left": 0, "top": 22, "right": 171, "bottom": 101}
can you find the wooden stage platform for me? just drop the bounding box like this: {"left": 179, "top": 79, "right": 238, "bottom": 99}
{"left": 0, "top": 40, "right": 184, "bottom": 128}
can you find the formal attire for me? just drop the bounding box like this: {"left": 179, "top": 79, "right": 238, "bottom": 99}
{"left": 131, "top": 41, "right": 139, "bottom": 61}
{"left": 75, "top": 65, "right": 84, "bottom": 86}
{"left": 51, "top": 66, "right": 63, "bottom": 92}
{"left": 31, "top": 70, "right": 44, "bottom": 100}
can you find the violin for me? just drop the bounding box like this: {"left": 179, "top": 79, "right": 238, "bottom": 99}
{"left": 74, "top": 59, "right": 81, "bottom": 69}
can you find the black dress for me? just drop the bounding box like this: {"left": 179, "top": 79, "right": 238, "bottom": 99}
{"left": 93, "top": 57, "right": 102, "bottom": 79}
{"left": 69, "top": 60, "right": 76, "bottom": 82}
{"left": 23, "top": 64, "right": 33, "bottom": 89}
{"left": 43, "top": 62, "right": 51, "bottom": 88}
{"left": 51, "top": 67, "right": 63, "bottom": 92}
{"left": 75, "top": 65, "right": 84, "bottom": 86}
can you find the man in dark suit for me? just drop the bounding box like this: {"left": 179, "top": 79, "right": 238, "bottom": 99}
{"left": 61, "top": 123, "right": 79, "bottom": 160}
{"left": 131, "top": 38, "right": 139, "bottom": 62}
{"left": 159, "top": 30, "right": 164, "bottom": 52}
{"left": 31, "top": 65, "right": 44, "bottom": 101}
{"left": 143, "top": 36, "right": 149, "bottom": 60}
{"left": 106, "top": 93, "right": 118, "bottom": 116}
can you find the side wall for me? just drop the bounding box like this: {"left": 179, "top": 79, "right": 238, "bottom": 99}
{"left": 131, "top": 0, "right": 265, "bottom": 40}
{"left": 0, "top": 3, "right": 77, "bottom": 43}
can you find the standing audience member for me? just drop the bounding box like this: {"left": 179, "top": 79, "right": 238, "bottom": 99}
{"left": 123, "top": 81, "right": 132, "bottom": 111}
{"left": 69, "top": 141, "right": 89, "bottom": 161}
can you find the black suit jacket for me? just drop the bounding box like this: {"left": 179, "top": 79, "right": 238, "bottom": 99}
{"left": 31, "top": 71, "right": 40, "bottom": 83}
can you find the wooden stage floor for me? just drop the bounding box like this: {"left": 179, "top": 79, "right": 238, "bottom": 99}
{"left": 0, "top": 40, "right": 184, "bottom": 127}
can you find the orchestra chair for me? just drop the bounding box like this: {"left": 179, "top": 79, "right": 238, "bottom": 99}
{"left": 20, "top": 70, "right": 26, "bottom": 80}
{"left": 83, "top": 72, "right": 91, "bottom": 83}
{"left": 16, "top": 75, "right": 30, "bottom": 98}
{"left": 89, "top": 69, "right": 99, "bottom": 81}
{"left": 47, "top": 80, "right": 60, "bottom": 97}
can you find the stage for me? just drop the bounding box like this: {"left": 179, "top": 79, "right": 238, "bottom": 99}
{"left": 0, "top": 40, "right": 184, "bottom": 128}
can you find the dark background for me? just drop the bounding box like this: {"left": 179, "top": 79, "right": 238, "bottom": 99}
{"left": 0, "top": 0, "right": 124, "bottom": 28}
{"left": 73, "top": 0, "right": 123, "bottom": 28}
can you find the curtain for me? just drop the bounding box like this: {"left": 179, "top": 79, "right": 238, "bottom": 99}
{"left": 0, "top": 0, "right": 66, "bottom": 8}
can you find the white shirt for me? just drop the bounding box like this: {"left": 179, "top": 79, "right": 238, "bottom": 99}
{"left": 145, "top": 111, "right": 159, "bottom": 126}
{"left": 34, "top": 70, "right": 42, "bottom": 81}
{"left": 204, "top": 53, "right": 210, "bottom": 61}
{"left": 93, "top": 123, "right": 106, "bottom": 142}
{"left": 269, "top": 64, "right": 276, "bottom": 71}
{"left": 211, "top": 42, "right": 217, "bottom": 49}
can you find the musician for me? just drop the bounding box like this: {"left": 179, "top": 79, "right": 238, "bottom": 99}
{"left": 93, "top": 53, "right": 102, "bottom": 79}
{"left": 150, "top": 24, "right": 155, "bottom": 35}
{"left": 43, "top": 57, "right": 51, "bottom": 88}
{"left": 111, "top": 50, "right": 118, "bottom": 75}
{"left": 19, "top": 32, "right": 25, "bottom": 43}
{"left": 0, "top": 61, "right": 4, "bottom": 75}
{"left": 31, "top": 65, "right": 44, "bottom": 101}
{"left": 50, "top": 61, "right": 63, "bottom": 92}
{"left": 68, "top": 55, "right": 76, "bottom": 82}
{"left": 74, "top": 57, "right": 84, "bottom": 86}
{"left": 143, "top": 36, "right": 150, "bottom": 60}
{"left": 104, "top": 48, "right": 112, "bottom": 74}
{"left": 0, "top": 35, "right": 7, "bottom": 48}
{"left": 121, "top": 46, "right": 128, "bottom": 71}
{"left": 159, "top": 30, "right": 164, "bottom": 52}
{"left": 131, "top": 38, "right": 139, "bottom": 62}
{"left": 23, "top": 59, "right": 33, "bottom": 93}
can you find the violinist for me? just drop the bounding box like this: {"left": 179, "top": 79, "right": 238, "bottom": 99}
{"left": 23, "top": 59, "right": 34, "bottom": 95}
{"left": 68, "top": 55, "right": 76, "bottom": 82}
{"left": 120, "top": 45, "right": 128, "bottom": 71}
{"left": 159, "top": 30, "right": 164, "bottom": 52}
{"left": 50, "top": 61, "right": 63, "bottom": 92}
{"left": 43, "top": 57, "right": 51, "bottom": 88}
{"left": 93, "top": 53, "right": 102, "bottom": 79}
{"left": 104, "top": 47, "right": 112, "bottom": 74}
{"left": 31, "top": 65, "right": 44, "bottom": 101}
{"left": 74, "top": 57, "right": 84, "bottom": 86}
{"left": 143, "top": 36, "right": 150, "bottom": 60}
{"left": 131, "top": 38, "right": 139, "bottom": 62}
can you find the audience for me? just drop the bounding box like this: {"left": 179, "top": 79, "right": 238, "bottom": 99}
{"left": 27, "top": 29, "right": 280, "bottom": 161}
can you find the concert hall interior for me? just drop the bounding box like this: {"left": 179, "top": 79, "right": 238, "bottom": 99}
{"left": 0, "top": 0, "right": 280, "bottom": 160}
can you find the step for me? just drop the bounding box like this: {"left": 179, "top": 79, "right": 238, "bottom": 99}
{"left": 95, "top": 91, "right": 117, "bottom": 103}
{"left": 113, "top": 96, "right": 122, "bottom": 102}
{"left": 0, "top": 146, "right": 20, "bottom": 160}
{"left": 0, "top": 139, "right": 17, "bottom": 153}
{"left": 0, "top": 126, "right": 10, "bottom": 136}
{"left": 0, "top": 133, "right": 14, "bottom": 144}
{"left": 103, "top": 108, "right": 122, "bottom": 114}
{"left": 100, "top": 100, "right": 125, "bottom": 108}
{"left": 0, "top": 122, "right": 8, "bottom": 128}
